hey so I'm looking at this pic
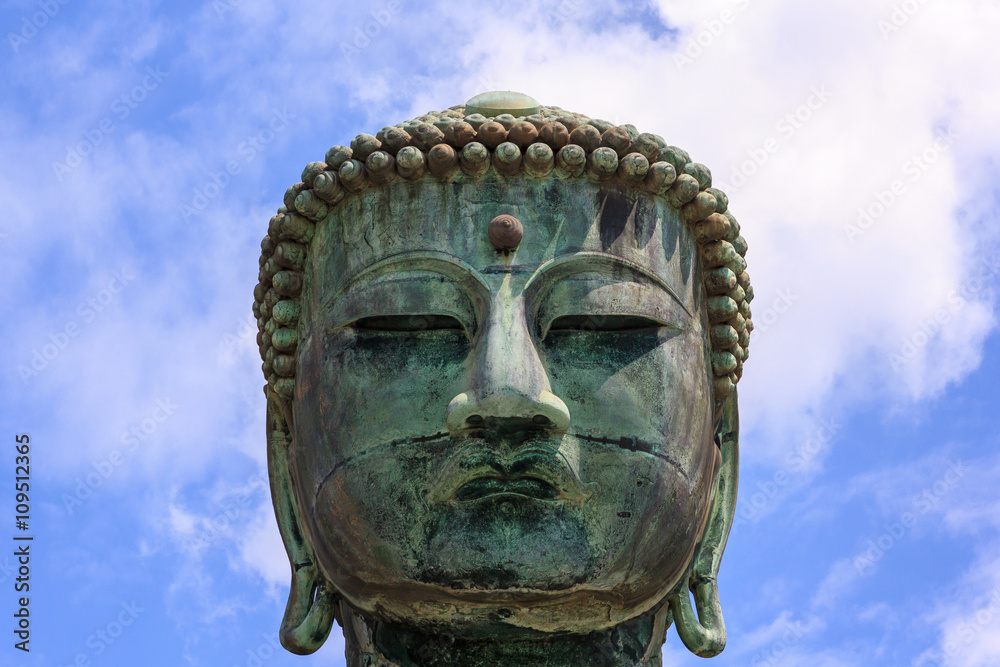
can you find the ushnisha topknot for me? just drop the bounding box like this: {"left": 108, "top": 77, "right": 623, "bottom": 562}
{"left": 253, "top": 93, "right": 753, "bottom": 405}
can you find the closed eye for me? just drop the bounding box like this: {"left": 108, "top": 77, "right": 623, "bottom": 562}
{"left": 546, "top": 314, "right": 664, "bottom": 332}
{"left": 351, "top": 314, "right": 465, "bottom": 332}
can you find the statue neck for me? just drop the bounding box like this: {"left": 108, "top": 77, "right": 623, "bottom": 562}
{"left": 338, "top": 602, "right": 667, "bottom": 667}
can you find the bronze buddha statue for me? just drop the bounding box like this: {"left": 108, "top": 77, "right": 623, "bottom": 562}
{"left": 252, "top": 91, "right": 752, "bottom": 666}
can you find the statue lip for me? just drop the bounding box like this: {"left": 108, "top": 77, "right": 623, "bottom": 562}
{"left": 426, "top": 443, "right": 593, "bottom": 505}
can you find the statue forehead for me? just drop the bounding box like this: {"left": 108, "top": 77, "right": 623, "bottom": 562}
{"left": 305, "top": 177, "right": 698, "bottom": 301}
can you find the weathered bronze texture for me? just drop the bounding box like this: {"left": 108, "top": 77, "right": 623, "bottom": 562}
{"left": 252, "top": 93, "right": 751, "bottom": 666}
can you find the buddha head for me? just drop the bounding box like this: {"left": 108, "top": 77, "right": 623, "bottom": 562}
{"left": 253, "top": 92, "right": 751, "bottom": 664}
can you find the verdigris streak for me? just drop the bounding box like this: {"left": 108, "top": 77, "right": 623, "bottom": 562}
{"left": 251, "top": 91, "right": 753, "bottom": 666}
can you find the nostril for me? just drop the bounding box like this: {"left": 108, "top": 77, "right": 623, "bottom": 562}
{"left": 532, "top": 414, "right": 552, "bottom": 427}
{"left": 466, "top": 415, "right": 485, "bottom": 427}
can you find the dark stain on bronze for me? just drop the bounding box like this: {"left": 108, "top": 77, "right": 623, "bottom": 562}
{"left": 598, "top": 191, "right": 636, "bottom": 250}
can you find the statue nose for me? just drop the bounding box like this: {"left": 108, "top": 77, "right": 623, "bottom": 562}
{"left": 446, "top": 294, "right": 571, "bottom": 436}
{"left": 446, "top": 389, "right": 571, "bottom": 435}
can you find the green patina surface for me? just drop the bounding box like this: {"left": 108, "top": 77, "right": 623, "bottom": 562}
{"left": 255, "top": 93, "right": 748, "bottom": 666}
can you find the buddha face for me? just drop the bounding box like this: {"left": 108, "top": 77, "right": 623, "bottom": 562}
{"left": 291, "top": 176, "right": 719, "bottom": 633}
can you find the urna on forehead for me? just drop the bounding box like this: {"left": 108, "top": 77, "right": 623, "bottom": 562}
{"left": 253, "top": 91, "right": 754, "bottom": 407}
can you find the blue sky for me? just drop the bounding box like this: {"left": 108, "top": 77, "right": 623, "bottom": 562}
{"left": 2, "top": 0, "right": 1000, "bottom": 665}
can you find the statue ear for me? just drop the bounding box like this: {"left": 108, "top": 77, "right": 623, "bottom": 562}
{"left": 266, "top": 389, "right": 338, "bottom": 654}
{"left": 666, "top": 389, "right": 740, "bottom": 657}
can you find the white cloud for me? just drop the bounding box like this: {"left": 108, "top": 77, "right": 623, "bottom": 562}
{"left": 235, "top": 502, "right": 295, "bottom": 591}
{"left": 919, "top": 551, "right": 1000, "bottom": 666}
{"left": 807, "top": 447, "right": 986, "bottom": 605}
{"left": 811, "top": 557, "right": 862, "bottom": 610}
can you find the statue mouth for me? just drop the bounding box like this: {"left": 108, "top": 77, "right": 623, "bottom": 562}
{"left": 454, "top": 476, "right": 558, "bottom": 501}
{"left": 426, "top": 443, "right": 593, "bottom": 505}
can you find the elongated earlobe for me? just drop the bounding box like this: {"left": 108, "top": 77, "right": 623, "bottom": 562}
{"left": 669, "top": 578, "right": 726, "bottom": 657}
{"left": 279, "top": 560, "right": 337, "bottom": 653}
{"left": 668, "top": 390, "right": 740, "bottom": 657}
{"left": 266, "top": 390, "right": 337, "bottom": 654}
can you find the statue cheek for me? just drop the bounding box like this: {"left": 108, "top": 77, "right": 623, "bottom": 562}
{"left": 543, "top": 328, "right": 711, "bottom": 446}
{"left": 309, "top": 450, "right": 428, "bottom": 591}
{"left": 299, "top": 329, "right": 470, "bottom": 458}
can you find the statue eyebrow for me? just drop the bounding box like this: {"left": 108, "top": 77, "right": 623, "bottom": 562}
{"left": 525, "top": 252, "right": 691, "bottom": 317}
{"left": 320, "top": 251, "right": 492, "bottom": 315}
